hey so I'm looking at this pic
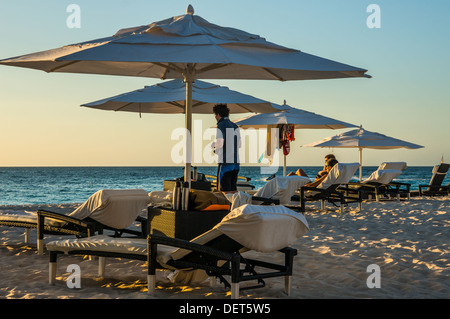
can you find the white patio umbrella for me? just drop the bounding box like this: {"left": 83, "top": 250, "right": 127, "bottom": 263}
{"left": 234, "top": 102, "right": 357, "bottom": 175}
{"left": 0, "top": 5, "right": 370, "bottom": 185}
{"left": 82, "top": 79, "right": 282, "bottom": 114}
{"left": 302, "top": 126, "right": 424, "bottom": 180}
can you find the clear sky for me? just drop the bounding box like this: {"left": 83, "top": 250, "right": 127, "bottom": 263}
{"left": 0, "top": 0, "right": 449, "bottom": 167}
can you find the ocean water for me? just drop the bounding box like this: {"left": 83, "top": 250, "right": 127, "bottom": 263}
{"left": 0, "top": 166, "right": 447, "bottom": 205}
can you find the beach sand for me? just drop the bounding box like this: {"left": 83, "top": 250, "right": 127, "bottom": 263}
{"left": 0, "top": 197, "right": 448, "bottom": 299}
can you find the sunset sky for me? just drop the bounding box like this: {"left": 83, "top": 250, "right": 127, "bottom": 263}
{"left": 0, "top": 0, "right": 449, "bottom": 167}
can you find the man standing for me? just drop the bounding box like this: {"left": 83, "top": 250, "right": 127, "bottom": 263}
{"left": 212, "top": 104, "right": 241, "bottom": 192}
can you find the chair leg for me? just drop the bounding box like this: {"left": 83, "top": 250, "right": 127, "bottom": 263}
{"left": 284, "top": 276, "right": 292, "bottom": 296}
{"left": 147, "top": 275, "right": 156, "bottom": 295}
{"left": 231, "top": 283, "right": 239, "bottom": 299}
{"left": 148, "top": 240, "right": 157, "bottom": 295}
{"left": 24, "top": 228, "right": 30, "bottom": 244}
{"left": 320, "top": 200, "right": 325, "bottom": 210}
{"left": 210, "top": 276, "right": 216, "bottom": 288}
{"left": 98, "top": 256, "right": 105, "bottom": 277}
{"left": 49, "top": 252, "right": 57, "bottom": 285}
{"left": 37, "top": 239, "right": 44, "bottom": 255}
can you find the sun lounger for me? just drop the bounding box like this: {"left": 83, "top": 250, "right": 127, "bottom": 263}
{"left": 251, "top": 175, "right": 311, "bottom": 206}
{"left": 343, "top": 168, "right": 409, "bottom": 201}
{"left": 0, "top": 189, "right": 150, "bottom": 254}
{"left": 375, "top": 162, "right": 411, "bottom": 198}
{"left": 46, "top": 204, "right": 309, "bottom": 299}
{"left": 299, "top": 163, "right": 362, "bottom": 213}
{"left": 416, "top": 163, "right": 450, "bottom": 196}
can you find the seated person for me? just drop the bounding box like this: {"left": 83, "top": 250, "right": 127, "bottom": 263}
{"left": 303, "top": 158, "right": 339, "bottom": 188}
{"left": 287, "top": 154, "right": 336, "bottom": 178}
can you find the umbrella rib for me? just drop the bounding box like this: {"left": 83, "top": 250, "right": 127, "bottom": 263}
{"left": 49, "top": 60, "right": 80, "bottom": 72}
{"left": 196, "top": 63, "right": 230, "bottom": 75}
{"left": 151, "top": 62, "right": 184, "bottom": 75}
{"left": 114, "top": 102, "right": 134, "bottom": 112}
{"left": 167, "top": 101, "right": 185, "bottom": 109}
{"left": 236, "top": 103, "right": 253, "bottom": 113}
{"left": 262, "top": 67, "right": 285, "bottom": 81}
{"left": 192, "top": 101, "right": 207, "bottom": 107}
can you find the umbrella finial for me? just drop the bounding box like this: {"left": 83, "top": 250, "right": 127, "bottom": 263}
{"left": 186, "top": 4, "right": 194, "bottom": 15}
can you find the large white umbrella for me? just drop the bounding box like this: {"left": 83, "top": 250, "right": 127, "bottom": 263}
{"left": 234, "top": 102, "right": 357, "bottom": 175}
{"left": 82, "top": 79, "right": 282, "bottom": 114}
{"left": 302, "top": 126, "right": 424, "bottom": 180}
{"left": 0, "top": 5, "right": 370, "bottom": 185}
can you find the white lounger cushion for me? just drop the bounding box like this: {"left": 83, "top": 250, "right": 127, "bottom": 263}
{"left": 46, "top": 235, "right": 150, "bottom": 255}
{"left": 317, "top": 163, "right": 360, "bottom": 190}
{"left": 215, "top": 204, "right": 309, "bottom": 253}
{"left": 254, "top": 176, "right": 311, "bottom": 204}
{"left": 362, "top": 169, "right": 402, "bottom": 184}
{"left": 378, "top": 162, "right": 407, "bottom": 171}
{"left": 68, "top": 189, "right": 151, "bottom": 229}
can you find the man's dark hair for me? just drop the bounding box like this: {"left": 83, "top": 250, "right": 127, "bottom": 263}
{"left": 213, "top": 104, "right": 230, "bottom": 118}
{"left": 325, "top": 154, "right": 336, "bottom": 160}
{"left": 327, "top": 158, "right": 339, "bottom": 168}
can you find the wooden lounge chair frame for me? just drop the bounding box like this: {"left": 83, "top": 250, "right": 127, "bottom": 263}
{"left": 299, "top": 184, "right": 363, "bottom": 213}
{"left": 342, "top": 181, "right": 411, "bottom": 201}
{"left": 47, "top": 232, "right": 297, "bottom": 299}
{"left": 36, "top": 209, "right": 147, "bottom": 254}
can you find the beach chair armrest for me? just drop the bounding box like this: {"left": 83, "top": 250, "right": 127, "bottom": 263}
{"left": 251, "top": 196, "right": 280, "bottom": 205}
{"left": 389, "top": 181, "right": 410, "bottom": 190}
{"left": 299, "top": 185, "right": 324, "bottom": 193}
{"left": 148, "top": 234, "right": 236, "bottom": 261}
{"left": 36, "top": 209, "right": 91, "bottom": 228}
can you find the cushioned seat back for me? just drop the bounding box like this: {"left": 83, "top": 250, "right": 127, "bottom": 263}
{"left": 362, "top": 169, "right": 402, "bottom": 185}
{"left": 317, "top": 163, "right": 360, "bottom": 190}
{"left": 378, "top": 162, "right": 407, "bottom": 171}
{"left": 69, "top": 189, "right": 150, "bottom": 229}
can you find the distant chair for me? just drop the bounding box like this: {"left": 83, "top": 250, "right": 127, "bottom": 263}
{"left": 252, "top": 175, "right": 312, "bottom": 206}
{"left": 299, "top": 163, "right": 362, "bottom": 213}
{"left": 343, "top": 169, "right": 409, "bottom": 201}
{"left": 417, "top": 163, "right": 450, "bottom": 196}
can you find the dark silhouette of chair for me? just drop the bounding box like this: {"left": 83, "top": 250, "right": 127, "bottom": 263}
{"left": 418, "top": 163, "right": 450, "bottom": 196}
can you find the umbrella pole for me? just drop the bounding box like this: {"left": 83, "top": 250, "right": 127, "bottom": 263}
{"left": 359, "top": 147, "right": 363, "bottom": 181}
{"left": 283, "top": 155, "right": 286, "bottom": 176}
{"left": 184, "top": 69, "right": 194, "bottom": 188}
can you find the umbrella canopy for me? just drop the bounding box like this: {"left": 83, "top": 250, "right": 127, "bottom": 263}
{"left": 234, "top": 103, "right": 356, "bottom": 129}
{"left": 0, "top": 5, "right": 370, "bottom": 185}
{"left": 234, "top": 103, "right": 357, "bottom": 175}
{"left": 0, "top": 5, "right": 370, "bottom": 80}
{"left": 302, "top": 126, "right": 424, "bottom": 180}
{"left": 82, "top": 79, "right": 282, "bottom": 114}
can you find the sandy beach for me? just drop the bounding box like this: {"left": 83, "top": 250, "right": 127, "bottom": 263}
{"left": 0, "top": 197, "right": 448, "bottom": 299}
